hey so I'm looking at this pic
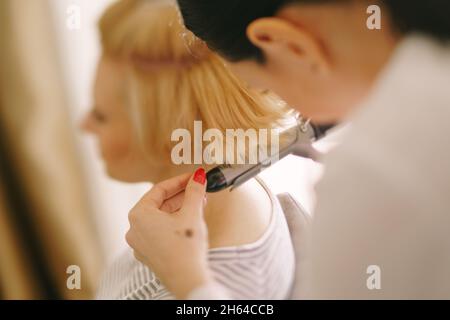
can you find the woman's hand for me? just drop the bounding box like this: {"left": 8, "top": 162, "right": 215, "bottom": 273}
{"left": 125, "top": 168, "right": 213, "bottom": 298}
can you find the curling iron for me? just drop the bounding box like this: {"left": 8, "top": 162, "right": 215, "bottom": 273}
{"left": 206, "top": 119, "right": 333, "bottom": 193}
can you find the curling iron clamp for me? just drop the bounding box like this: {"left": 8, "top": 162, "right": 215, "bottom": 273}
{"left": 206, "top": 117, "right": 333, "bottom": 193}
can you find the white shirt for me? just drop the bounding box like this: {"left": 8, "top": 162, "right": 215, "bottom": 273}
{"left": 190, "top": 34, "right": 450, "bottom": 300}
{"left": 304, "top": 34, "right": 450, "bottom": 299}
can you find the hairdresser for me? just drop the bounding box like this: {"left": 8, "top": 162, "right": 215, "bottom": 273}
{"left": 125, "top": 0, "right": 450, "bottom": 299}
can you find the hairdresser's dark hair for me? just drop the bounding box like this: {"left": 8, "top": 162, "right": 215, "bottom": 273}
{"left": 177, "top": 0, "right": 450, "bottom": 62}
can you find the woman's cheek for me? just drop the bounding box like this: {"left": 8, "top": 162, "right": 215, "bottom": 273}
{"left": 100, "top": 133, "right": 131, "bottom": 166}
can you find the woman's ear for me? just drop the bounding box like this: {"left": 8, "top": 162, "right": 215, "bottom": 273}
{"left": 246, "top": 17, "right": 330, "bottom": 75}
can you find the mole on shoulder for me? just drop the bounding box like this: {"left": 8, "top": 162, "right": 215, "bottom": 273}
{"left": 175, "top": 229, "right": 194, "bottom": 238}
{"left": 185, "top": 229, "right": 194, "bottom": 238}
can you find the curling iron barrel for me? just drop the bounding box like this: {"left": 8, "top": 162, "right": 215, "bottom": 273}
{"left": 206, "top": 122, "right": 332, "bottom": 193}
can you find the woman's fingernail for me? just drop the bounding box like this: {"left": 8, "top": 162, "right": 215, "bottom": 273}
{"left": 193, "top": 168, "right": 206, "bottom": 185}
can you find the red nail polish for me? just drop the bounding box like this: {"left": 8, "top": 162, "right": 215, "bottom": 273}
{"left": 256, "top": 33, "right": 271, "bottom": 42}
{"left": 193, "top": 168, "right": 206, "bottom": 185}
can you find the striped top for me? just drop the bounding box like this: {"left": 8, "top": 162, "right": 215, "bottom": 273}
{"left": 96, "top": 180, "right": 295, "bottom": 300}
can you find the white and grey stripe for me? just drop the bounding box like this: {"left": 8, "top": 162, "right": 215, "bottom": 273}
{"left": 96, "top": 180, "right": 295, "bottom": 300}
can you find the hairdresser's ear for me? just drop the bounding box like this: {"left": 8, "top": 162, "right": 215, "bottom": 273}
{"left": 246, "top": 17, "right": 330, "bottom": 75}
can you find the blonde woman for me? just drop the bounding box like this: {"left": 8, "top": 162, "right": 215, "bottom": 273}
{"left": 82, "top": 0, "right": 295, "bottom": 300}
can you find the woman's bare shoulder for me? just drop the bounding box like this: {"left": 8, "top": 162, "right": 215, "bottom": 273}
{"left": 204, "top": 179, "right": 273, "bottom": 249}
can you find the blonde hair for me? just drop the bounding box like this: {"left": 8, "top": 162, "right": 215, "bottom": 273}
{"left": 99, "top": 0, "right": 290, "bottom": 164}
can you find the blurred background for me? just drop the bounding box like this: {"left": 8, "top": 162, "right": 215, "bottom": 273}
{"left": 0, "top": 0, "right": 327, "bottom": 299}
